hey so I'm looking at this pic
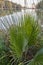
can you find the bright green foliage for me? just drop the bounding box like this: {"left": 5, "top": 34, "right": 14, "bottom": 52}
{"left": 9, "top": 25, "right": 25, "bottom": 58}
{"left": 0, "top": 15, "right": 43, "bottom": 65}
{"left": 9, "top": 15, "right": 40, "bottom": 58}
{"left": 21, "top": 15, "right": 40, "bottom": 46}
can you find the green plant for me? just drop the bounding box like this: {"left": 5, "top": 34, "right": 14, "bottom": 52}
{"left": 0, "top": 15, "right": 43, "bottom": 65}
{"left": 8, "top": 15, "right": 41, "bottom": 64}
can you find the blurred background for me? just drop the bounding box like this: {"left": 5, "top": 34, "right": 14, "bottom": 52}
{"left": 0, "top": 0, "right": 43, "bottom": 30}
